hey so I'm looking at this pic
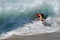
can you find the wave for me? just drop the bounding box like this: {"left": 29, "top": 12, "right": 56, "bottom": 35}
{"left": 0, "top": 0, "right": 60, "bottom": 39}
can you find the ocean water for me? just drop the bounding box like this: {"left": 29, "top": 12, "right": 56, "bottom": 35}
{"left": 0, "top": 0, "right": 60, "bottom": 39}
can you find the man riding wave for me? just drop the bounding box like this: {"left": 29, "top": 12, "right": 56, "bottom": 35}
{"left": 35, "top": 13, "right": 45, "bottom": 21}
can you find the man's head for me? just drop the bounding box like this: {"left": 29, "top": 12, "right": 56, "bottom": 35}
{"left": 35, "top": 13, "right": 44, "bottom": 21}
{"left": 35, "top": 13, "right": 44, "bottom": 18}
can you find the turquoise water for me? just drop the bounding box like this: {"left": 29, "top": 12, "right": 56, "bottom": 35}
{"left": 0, "top": 0, "right": 60, "bottom": 39}
{"left": 0, "top": 5, "right": 53, "bottom": 33}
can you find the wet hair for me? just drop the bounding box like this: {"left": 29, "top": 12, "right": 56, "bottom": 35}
{"left": 41, "top": 14, "right": 44, "bottom": 18}
{"left": 35, "top": 13, "right": 44, "bottom": 18}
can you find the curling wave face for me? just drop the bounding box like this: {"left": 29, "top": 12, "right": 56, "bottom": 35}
{"left": 0, "top": 0, "right": 60, "bottom": 39}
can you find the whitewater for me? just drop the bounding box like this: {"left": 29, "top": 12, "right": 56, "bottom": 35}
{"left": 0, "top": 0, "right": 60, "bottom": 39}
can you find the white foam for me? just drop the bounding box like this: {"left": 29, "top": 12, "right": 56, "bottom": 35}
{"left": 0, "top": 18, "right": 60, "bottom": 39}
{"left": 14, "top": 20, "right": 60, "bottom": 34}
{"left": 0, "top": 0, "right": 60, "bottom": 39}
{"left": 0, "top": 32, "right": 14, "bottom": 39}
{"left": 7, "top": 19, "right": 60, "bottom": 35}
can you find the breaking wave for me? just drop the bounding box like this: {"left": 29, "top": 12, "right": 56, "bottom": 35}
{"left": 0, "top": 0, "right": 60, "bottom": 39}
